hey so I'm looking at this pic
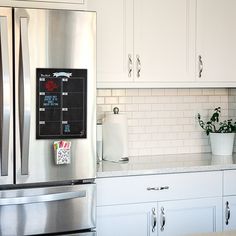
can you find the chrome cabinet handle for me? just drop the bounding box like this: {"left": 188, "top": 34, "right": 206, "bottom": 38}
{"left": 198, "top": 55, "right": 203, "bottom": 78}
{"left": 0, "top": 16, "right": 11, "bottom": 176}
{"left": 160, "top": 207, "right": 166, "bottom": 231}
{"left": 128, "top": 54, "right": 132, "bottom": 77}
{"left": 225, "top": 201, "right": 230, "bottom": 225}
{"left": 136, "top": 54, "right": 141, "bottom": 78}
{"left": 147, "top": 186, "right": 169, "bottom": 191}
{"left": 19, "top": 18, "right": 31, "bottom": 175}
{"left": 0, "top": 190, "right": 86, "bottom": 206}
{"left": 151, "top": 208, "right": 157, "bottom": 232}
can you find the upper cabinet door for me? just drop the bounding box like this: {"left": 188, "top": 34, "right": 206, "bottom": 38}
{"left": 133, "top": 0, "right": 196, "bottom": 83}
{"left": 87, "top": 0, "right": 133, "bottom": 84}
{"left": 197, "top": 0, "right": 236, "bottom": 82}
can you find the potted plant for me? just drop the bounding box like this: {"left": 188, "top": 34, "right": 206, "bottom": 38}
{"left": 197, "top": 107, "right": 236, "bottom": 155}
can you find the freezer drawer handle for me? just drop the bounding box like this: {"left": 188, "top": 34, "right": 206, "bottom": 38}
{"left": 0, "top": 190, "right": 86, "bottom": 206}
{"left": 19, "top": 17, "right": 31, "bottom": 175}
{"left": 0, "top": 16, "right": 11, "bottom": 176}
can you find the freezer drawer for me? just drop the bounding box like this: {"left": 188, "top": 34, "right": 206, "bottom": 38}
{"left": 0, "top": 184, "right": 96, "bottom": 236}
{"left": 62, "top": 232, "right": 96, "bottom": 236}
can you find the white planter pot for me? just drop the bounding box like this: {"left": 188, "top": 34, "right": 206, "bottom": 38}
{"left": 209, "top": 133, "right": 235, "bottom": 155}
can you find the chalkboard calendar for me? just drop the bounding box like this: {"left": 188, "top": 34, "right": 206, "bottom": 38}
{"left": 36, "top": 68, "right": 87, "bottom": 139}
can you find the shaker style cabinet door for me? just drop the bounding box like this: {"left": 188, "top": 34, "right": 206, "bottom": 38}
{"left": 87, "top": 0, "right": 133, "bottom": 85}
{"left": 223, "top": 196, "right": 236, "bottom": 231}
{"left": 196, "top": 0, "right": 236, "bottom": 82}
{"left": 97, "top": 203, "right": 158, "bottom": 236}
{"left": 157, "top": 197, "right": 222, "bottom": 236}
{"left": 133, "top": 0, "right": 196, "bottom": 83}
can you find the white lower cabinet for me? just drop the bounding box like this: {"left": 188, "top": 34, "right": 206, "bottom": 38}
{"left": 223, "top": 196, "right": 236, "bottom": 231}
{"left": 157, "top": 198, "right": 222, "bottom": 236}
{"left": 97, "top": 171, "right": 224, "bottom": 236}
{"left": 97, "top": 203, "right": 157, "bottom": 236}
{"left": 223, "top": 170, "right": 236, "bottom": 231}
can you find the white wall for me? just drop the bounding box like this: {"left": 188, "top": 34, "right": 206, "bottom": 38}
{"left": 97, "top": 88, "right": 229, "bottom": 156}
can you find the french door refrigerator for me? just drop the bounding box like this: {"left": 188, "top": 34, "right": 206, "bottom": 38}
{"left": 0, "top": 7, "right": 96, "bottom": 236}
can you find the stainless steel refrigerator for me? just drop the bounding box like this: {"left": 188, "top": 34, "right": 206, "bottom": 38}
{"left": 0, "top": 7, "right": 96, "bottom": 236}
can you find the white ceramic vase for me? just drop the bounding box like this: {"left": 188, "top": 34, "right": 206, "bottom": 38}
{"left": 209, "top": 133, "right": 235, "bottom": 155}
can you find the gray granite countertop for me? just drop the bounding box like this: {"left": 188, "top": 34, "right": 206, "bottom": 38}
{"left": 97, "top": 153, "right": 236, "bottom": 178}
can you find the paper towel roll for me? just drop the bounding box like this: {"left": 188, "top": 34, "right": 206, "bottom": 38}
{"left": 103, "top": 112, "right": 128, "bottom": 162}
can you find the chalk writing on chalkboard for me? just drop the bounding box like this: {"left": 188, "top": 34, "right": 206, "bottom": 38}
{"left": 44, "top": 80, "right": 59, "bottom": 92}
{"left": 43, "top": 95, "right": 59, "bottom": 107}
{"left": 64, "top": 124, "right": 71, "bottom": 133}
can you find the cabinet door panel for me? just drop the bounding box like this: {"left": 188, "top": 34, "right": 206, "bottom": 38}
{"left": 15, "top": 0, "right": 84, "bottom": 3}
{"left": 158, "top": 198, "right": 222, "bottom": 236}
{"left": 134, "top": 0, "right": 195, "bottom": 83}
{"left": 97, "top": 203, "right": 157, "bottom": 236}
{"left": 223, "top": 196, "right": 236, "bottom": 231}
{"left": 197, "top": 0, "right": 236, "bottom": 82}
{"left": 87, "top": 0, "right": 133, "bottom": 84}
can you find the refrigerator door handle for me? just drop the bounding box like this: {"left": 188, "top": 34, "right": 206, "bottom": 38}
{"left": 19, "top": 17, "right": 31, "bottom": 175}
{"left": 0, "top": 190, "right": 86, "bottom": 206}
{"left": 0, "top": 16, "right": 11, "bottom": 176}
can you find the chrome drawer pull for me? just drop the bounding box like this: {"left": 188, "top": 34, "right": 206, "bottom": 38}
{"left": 136, "top": 54, "right": 141, "bottom": 78}
{"left": 151, "top": 208, "right": 157, "bottom": 232}
{"left": 128, "top": 54, "right": 133, "bottom": 77}
{"left": 198, "top": 55, "right": 203, "bottom": 78}
{"left": 160, "top": 207, "right": 166, "bottom": 231}
{"left": 147, "top": 186, "right": 169, "bottom": 191}
{"left": 225, "top": 201, "right": 230, "bottom": 225}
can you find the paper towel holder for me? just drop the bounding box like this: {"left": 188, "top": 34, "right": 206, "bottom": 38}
{"left": 113, "top": 107, "right": 119, "bottom": 114}
{"left": 113, "top": 107, "right": 129, "bottom": 163}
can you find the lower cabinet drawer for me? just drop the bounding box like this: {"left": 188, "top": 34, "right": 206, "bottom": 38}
{"left": 224, "top": 170, "right": 236, "bottom": 195}
{"left": 96, "top": 171, "right": 222, "bottom": 206}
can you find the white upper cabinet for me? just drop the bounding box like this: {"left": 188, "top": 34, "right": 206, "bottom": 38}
{"left": 133, "top": 0, "right": 196, "bottom": 84}
{"left": 196, "top": 0, "right": 236, "bottom": 82}
{"left": 87, "top": 0, "right": 133, "bottom": 84}
{"left": 94, "top": 0, "right": 196, "bottom": 88}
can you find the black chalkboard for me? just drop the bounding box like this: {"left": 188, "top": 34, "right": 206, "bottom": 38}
{"left": 36, "top": 68, "right": 87, "bottom": 139}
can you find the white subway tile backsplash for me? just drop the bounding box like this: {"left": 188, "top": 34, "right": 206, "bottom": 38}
{"left": 139, "top": 89, "right": 152, "bottom": 96}
{"left": 164, "top": 89, "right": 178, "bottom": 96}
{"left": 126, "top": 89, "right": 139, "bottom": 96}
{"left": 97, "top": 89, "right": 111, "bottom": 97}
{"left": 104, "top": 96, "right": 119, "bottom": 104}
{"left": 97, "top": 88, "right": 231, "bottom": 156}
{"left": 190, "top": 88, "right": 202, "bottom": 95}
{"left": 125, "top": 104, "right": 139, "bottom": 112}
{"left": 202, "top": 89, "right": 215, "bottom": 95}
{"left": 177, "top": 88, "right": 190, "bottom": 96}
{"left": 209, "top": 96, "right": 221, "bottom": 103}
{"left": 112, "top": 89, "right": 126, "bottom": 97}
{"left": 97, "top": 97, "right": 104, "bottom": 104}
{"left": 151, "top": 88, "right": 165, "bottom": 96}
{"left": 119, "top": 96, "right": 132, "bottom": 104}
{"left": 215, "top": 88, "right": 228, "bottom": 95}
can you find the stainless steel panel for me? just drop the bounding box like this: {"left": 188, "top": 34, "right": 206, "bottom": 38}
{"left": 19, "top": 17, "right": 31, "bottom": 175}
{"left": 14, "top": 9, "right": 96, "bottom": 184}
{"left": 0, "top": 7, "right": 13, "bottom": 184}
{"left": 62, "top": 232, "right": 96, "bottom": 236}
{"left": 0, "top": 184, "right": 96, "bottom": 235}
